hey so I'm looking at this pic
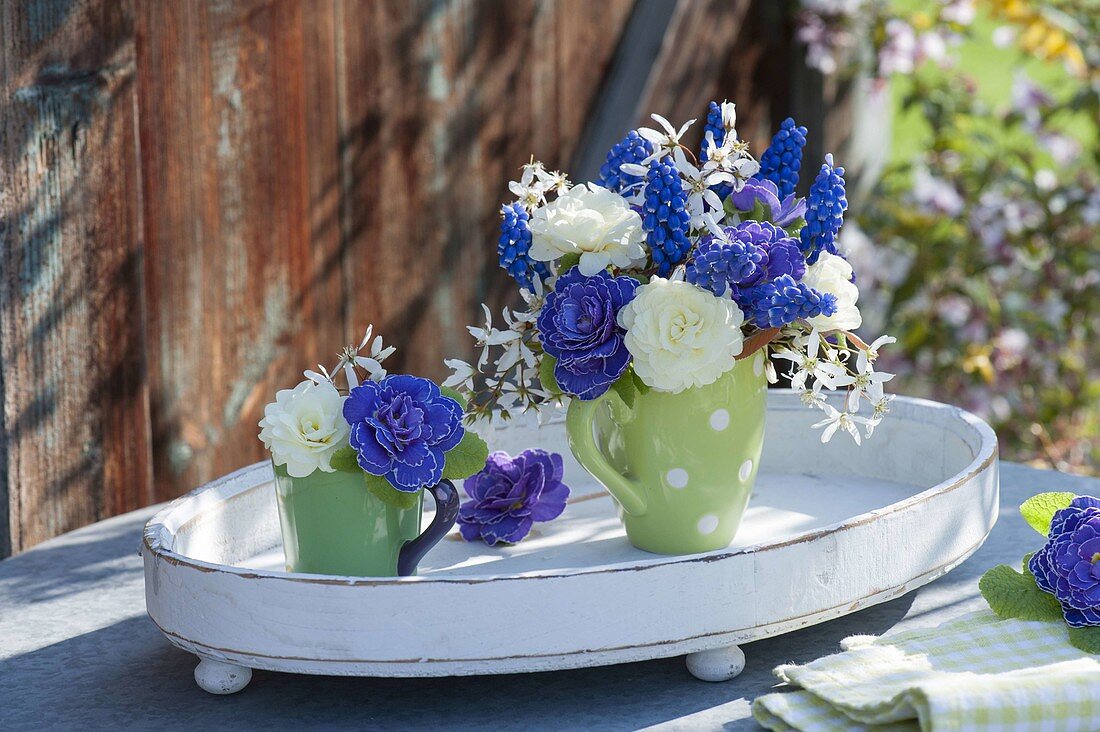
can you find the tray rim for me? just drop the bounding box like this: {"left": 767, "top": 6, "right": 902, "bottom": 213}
{"left": 142, "top": 391, "right": 998, "bottom": 585}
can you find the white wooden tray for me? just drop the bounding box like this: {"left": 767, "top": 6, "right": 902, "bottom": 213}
{"left": 142, "top": 391, "right": 998, "bottom": 694}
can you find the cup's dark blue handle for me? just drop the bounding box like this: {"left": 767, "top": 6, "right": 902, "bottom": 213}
{"left": 397, "top": 479, "right": 459, "bottom": 577}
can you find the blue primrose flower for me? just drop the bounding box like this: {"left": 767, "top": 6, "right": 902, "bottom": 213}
{"left": 343, "top": 375, "right": 465, "bottom": 493}
{"left": 457, "top": 449, "right": 570, "bottom": 546}
{"left": 728, "top": 178, "right": 807, "bottom": 228}
{"left": 1029, "top": 496, "right": 1100, "bottom": 627}
{"left": 687, "top": 221, "right": 807, "bottom": 300}
{"left": 536, "top": 268, "right": 639, "bottom": 401}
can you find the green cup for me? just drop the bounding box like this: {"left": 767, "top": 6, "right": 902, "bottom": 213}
{"left": 272, "top": 463, "right": 459, "bottom": 576}
{"left": 566, "top": 354, "right": 766, "bottom": 555}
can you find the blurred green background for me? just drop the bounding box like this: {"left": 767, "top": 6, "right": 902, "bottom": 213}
{"left": 819, "top": 0, "right": 1099, "bottom": 473}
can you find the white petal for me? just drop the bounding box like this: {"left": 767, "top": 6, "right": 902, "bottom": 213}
{"left": 344, "top": 364, "right": 359, "bottom": 389}
{"left": 650, "top": 113, "right": 676, "bottom": 135}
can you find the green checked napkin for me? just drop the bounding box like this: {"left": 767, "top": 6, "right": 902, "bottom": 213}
{"left": 752, "top": 610, "right": 1100, "bottom": 732}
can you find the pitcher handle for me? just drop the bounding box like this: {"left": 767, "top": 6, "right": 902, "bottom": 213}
{"left": 397, "top": 479, "right": 459, "bottom": 577}
{"left": 566, "top": 397, "right": 647, "bottom": 517}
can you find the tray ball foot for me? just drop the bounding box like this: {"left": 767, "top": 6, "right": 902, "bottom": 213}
{"left": 686, "top": 644, "right": 745, "bottom": 682}
{"left": 194, "top": 657, "right": 252, "bottom": 694}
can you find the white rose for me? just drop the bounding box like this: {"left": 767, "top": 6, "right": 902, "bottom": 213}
{"left": 258, "top": 380, "right": 349, "bottom": 478}
{"left": 801, "top": 252, "right": 862, "bottom": 331}
{"left": 528, "top": 182, "right": 645, "bottom": 276}
{"left": 618, "top": 277, "right": 745, "bottom": 393}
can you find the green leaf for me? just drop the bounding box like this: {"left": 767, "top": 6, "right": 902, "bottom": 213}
{"left": 363, "top": 472, "right": 421, "bottom": 510}
{"left": 442, "top": 429, "right": 490, "bottom": 480}
{"left": 979, "top": 563, "right": 1063, "bottom": 622}
{"left": 610, "top": 373, "right": 636, "bottom": 410}
{"left": 557, "top": 253, "right": 581, "bottom": 274}
{"left": 440, "top": 385, "right": 468, "bottom": 409}
{"left": 748, "top": 198, "right": 770, "bottom": 222}
{"left": 1067, "top": 626, "right": 1100, "bottom": 655}
{"left": 330, "top": 445, "right": 361, "bottom": 473}
{"left": 631, "top": 369, "right": 651, "bottom": 395}
{"left": 539, "top": 354, "right": 562, "bottom": 395}
{"left": 722, "top": 195, "right": 739, "bottom": 219}
{"left": 1020, "top": 492, "right": 1076, "bottom": 537}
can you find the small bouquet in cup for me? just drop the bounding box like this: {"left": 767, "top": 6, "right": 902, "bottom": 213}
{"left": 445, "top": 101, "right": 896, "bottom": 444}
{"left": 257, "top": 327, "right": 492, "bottom": 576}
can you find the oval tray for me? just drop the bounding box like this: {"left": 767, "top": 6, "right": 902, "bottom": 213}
{"left": 142, "top": 391, "right": 998, "bottom": 693}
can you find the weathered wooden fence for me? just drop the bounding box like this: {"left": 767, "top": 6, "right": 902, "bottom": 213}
{"left": 0, "top": 0, "right": 851, "bottom": 557}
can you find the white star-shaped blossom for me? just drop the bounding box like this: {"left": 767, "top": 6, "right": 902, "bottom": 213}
{"left": 672, "top": 148, "right": 725, "bottom": 228}
{"left": 844, "top": 368, "right": 895, "bottom": 411}
{"left": 701, "top": 131, "right": 760, "bottom": 193}
{"left": 856, "top": 334, "right": 897, "bottom": 373}
{"left": 442, "top": 359, "right": 475, "bottom": 391}
{"left": 331, "top": 325, "right": 396, "bottom": 388}
{"left": 637, "top": 113, "right": 696, "bottom": 163}
{"left": 773, "top": 330, "right": 847, "bottom": 391}
{"left": 811, "top": 404, "right": 870, "bottom": 444}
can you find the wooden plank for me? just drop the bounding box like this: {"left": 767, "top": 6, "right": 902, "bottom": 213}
{"left": 0, "top": 0, "right": 151, "bottom": 556}
{"left": 636, "top": 0, "right": 792, "bottom": 154}
{"left": 136, "top": 0, "right": 346, "bottom": 502}
{"left": 339, "top": 0, "right": 635, "bottom": 382}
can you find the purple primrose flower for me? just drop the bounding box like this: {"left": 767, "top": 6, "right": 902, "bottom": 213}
{"left": 1029, "top": 496, "right": 1100, "bottom": 627}
{"left": 343, "top": 374, "right": 464, "bottom": 492}
{"left": 536, "top": 267, "right": 639, "bottom": 400}
{"left": 458, "top": 449, "right": 570, "bottom": 545}
{"left": 729, "top": 177, "right": 807, "bottom": 228}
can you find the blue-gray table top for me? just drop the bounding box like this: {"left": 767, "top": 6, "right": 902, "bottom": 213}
{"left": 1, "top": 462, "right": 1097, "bottom": 731}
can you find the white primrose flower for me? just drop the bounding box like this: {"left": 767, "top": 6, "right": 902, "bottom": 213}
{"left": 856, "top": 334, "right": 896, "bottom": 373}
{"left": 801, "top": 252, "right": 863, "bottom": 331}
{"left": 637, "top": 113, "right": 696, "bottom": 163}
{"left": 811, "top": 404, "right": 870, "bottom": 445}
{"left": 528, "top": 183, "right": 646, "bottom": 276}
{"left": 259, "top": 380, "right": 349, "bottom": 478}
{"left": 618, "top": 274, "right": 745, "bottom": 393}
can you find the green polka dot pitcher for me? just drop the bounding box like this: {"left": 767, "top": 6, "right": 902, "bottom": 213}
{"left": 566, "top": 353, "right": 766, "bottom": 555}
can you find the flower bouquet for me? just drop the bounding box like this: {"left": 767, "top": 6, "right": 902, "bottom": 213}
{"left": 446, "top": 101, "right": 896, "bottom": 555}
{"left": 258, "top": 327, "right": 488, "bottom": 576}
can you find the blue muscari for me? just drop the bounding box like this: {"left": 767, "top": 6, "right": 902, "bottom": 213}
{"left": 743, "top": 275, "right": 836, "bottom": 329}
{"left": 599, "top": 130, "right": 653, "bottom": 194}
{"left": 642, "top": 158, "right": 692, "bottom": 276}
{"left": 700, "top": 101, "right": 733, "bottom": 200}
{"left": 799, "top": 153, "right": 847, "bottom": 266}
{"left": 757, "top": 117, "right": 808, "bottom": 199}
{"left": 498, "top": 202, "right": 549, "bottom": 290}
